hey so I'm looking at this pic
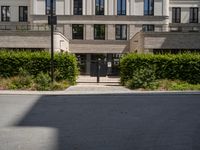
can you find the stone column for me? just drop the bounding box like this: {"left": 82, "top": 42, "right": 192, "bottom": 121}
{"left": 65, "top": 0, "right": 71, "bottom": 15}
{"left": 105, "top": 0, "right": 108, "bottom": 15}
{"left": 163, "top": 0, "right": 169, "bottom": 16}
{"left": 126, "top": 0, "right": 130, "bottom": 15}
{"left": 107, "top": 25, "right": 115, "bottom": 40}
{"left": 163, "top": 0, "right": 170, "bottom": 32}
{"left": 83, "top": 0, "right": 86, "bottom": 15}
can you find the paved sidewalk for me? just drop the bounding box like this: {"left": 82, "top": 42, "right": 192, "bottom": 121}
{"left": 65, "top": 83, "right": 132, "bottom": 94}
{"left": 77, "top": 75, "right": 120, "bottom": 83}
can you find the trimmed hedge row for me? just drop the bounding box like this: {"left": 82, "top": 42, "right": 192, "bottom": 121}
{"left": 120, "top": 53, "right": 200, "bottom": 84}
{"left": 0, "top": 51, "right": 79, "bottom": 84}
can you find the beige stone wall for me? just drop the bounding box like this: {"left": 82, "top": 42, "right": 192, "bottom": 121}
{"left": 69, "top": 40, "right": 129, "bottom": 54}
{"left": 130, "top": 32, "right": 144, "bottom": 53}
{"left": 144, "top": 32, "right": 200, "bottom": 50}
{"left": 130, "top": 31, "right": 200, "bottom": 53}
{"left": 0, "top": 31, "right": 69, "bottom": 52}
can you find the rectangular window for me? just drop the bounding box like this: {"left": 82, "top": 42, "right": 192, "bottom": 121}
{"left": 190, "top": 8, "right": 198, "bottom": 23}
{"left": 95, "top": 0, "right": 104, "bottom": 15}
{"left": 1, "top": 6, "right": 10, "bottom": 22}
{"left": 142, "top": 25, "right": 155, "bottom": 32}
{"left": 74, "top": 0, "right": 82, "bottom": 15}
{"left": 46, "top": 0, "right": 56, "bottom": 15}
{"left": 94, "top": 24, "right": 105, "bottom": 40}
{"left": 144, "top": 0, "right": 154, "bottom": 16}
{"left": 72, "top": 24, "right": 84, "bottom": 39}
{"left": 19, "top": 6, "right": 28, "bottom": 22}
{"left": 117, "top": 0, "right": 126, "bottom": 15}
{"left": 116, "top": 25, "right": 127, "bottom": 40}
{"left": 172, "top": 8, "right": 181, "bottom": 23}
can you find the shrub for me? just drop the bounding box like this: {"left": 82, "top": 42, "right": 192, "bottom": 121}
{"left": 0, "top": 51, "right": 79, "bottom": 84}
{"left": 34, "top": 72, "right": 51, "bottom": 91}
{"left": 125, "top": 66, "right": 157, "bottom": 89}
{"left": 120, "top": 53, "right": 200, "bottom": 85}
{"left": 8, "top": 68, "right": 33, "bottom": 89}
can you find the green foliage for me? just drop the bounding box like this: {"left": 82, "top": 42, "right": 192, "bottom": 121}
{"left": 0, "top": 51, "right": 79, "bottom": 84}
{"left": 125, "top": 66, "right": 157, "bottom": 89}
{"left": 120, "top": 53, "right": 200, "bottom": 85}
{"left": 34, "top": 72, "right": 51, "bottom": 91}
{"left": 8, "top": 68, "right": 33, "bottom": 89}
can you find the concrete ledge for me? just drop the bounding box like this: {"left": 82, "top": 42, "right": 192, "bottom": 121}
{"left": 0, "top": 90, "right": 200, "bottom": 96}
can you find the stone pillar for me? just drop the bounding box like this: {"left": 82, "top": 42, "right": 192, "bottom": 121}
{"left": 107, "top": 25, "right": 115, "bottom": 40}
{"left": 114, "top": 0, "right": 117, "bottom": 15}
{"left": 105, "top": 0, "right": 108, "bottom": 15}
{"left": 163, "top": 0, "right": 170, "bottom": 32}
{"left": 130, "top": 0, "right": 135, "bottom": 15}
{"left": 126, "top": 0, "right": 130, "bottom": 15}
{"left": 64, "top": 24, "right": 72, "bottom": 40}
{"left": 163, "top": 0, "right": 169, "bottom": 17}
{"left": 71, "top": 0, "right": 74, "bottom": 15}
{"left": 108, "top": 0, "right": 114, "bottom": 15}
{"left": 65, "top": 0, "right": 71, "bottom": 15}
{"left": 83, "top": 0, "right": 86, "bottom": 15}
{"left": 85, "top": 24, "right": 94, "bottom": 40}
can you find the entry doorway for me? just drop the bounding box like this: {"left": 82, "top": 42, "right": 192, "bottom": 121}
{"left": 76, "top": 53, "right": 122, "bottom": 76}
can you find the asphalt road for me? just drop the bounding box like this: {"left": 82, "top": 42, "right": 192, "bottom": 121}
{"left": 0, "top": 94, "right": 200, "bottom": 150}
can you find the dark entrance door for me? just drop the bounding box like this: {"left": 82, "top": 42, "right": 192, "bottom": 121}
{"left": 90, "top": 54, "right": 107, "bottom": 77}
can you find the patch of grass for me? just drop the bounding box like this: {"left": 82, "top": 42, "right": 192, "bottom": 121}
{"left": 126, "top": 79, "right": 200, "bottom": 91}
{"left": 0, "top": 71, "right": 70, "bottom": 91}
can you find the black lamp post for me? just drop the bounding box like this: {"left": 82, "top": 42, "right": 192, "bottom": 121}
{"left": 49, "top": 0, "right": 55, "bottom": 83}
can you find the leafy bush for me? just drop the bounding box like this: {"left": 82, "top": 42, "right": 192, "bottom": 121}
{"left": 125, "top": 66, "right": 157, "bottom": 89}
{"left": 34, "top": 72, "right": 51, "bottom": 91}
{"left": 8, "top": 68, "right": 33, "bottom": 89}
{"left": 120, "top": 53, "right": 200, "bottom": 85}
{"left": 0, "top": 51, "right": 79, "bottom": 84}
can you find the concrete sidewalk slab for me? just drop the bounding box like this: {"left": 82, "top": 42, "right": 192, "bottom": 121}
{"left": 0, "top": 127, "right": 58, "bottom": 150}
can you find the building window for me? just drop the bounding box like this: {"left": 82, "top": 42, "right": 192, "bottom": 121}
{"left": 72, "top": 24, "right": 84, "bottom": 39}
{"left": 172, "top": 8, "right": 181, "bottom": 23}
{"left": 19, "top": 6, "right": 28, "bottom": 22}
{"left": 46, "top": 0, "right": 56, "bottom": 15}
{"left": 74, "top": 0, "right": 82, "bottom": 15}
{"left": 190, "top": 8, "right": 198, "bottom": 23}
{"left": 95, "top": 0, "right": 104, "bottom": 15}
{"left": 1, "top": 6, "right": 10, "bottom": 22}
{"left": 116, "top": 25, "right": 127, "bottom": 40}
{"left": 144, "top": 0, "right": 154, "bottom": 16}
{"left": 117, "top": 0, "right": 126, "bottom": 15}
{"left": 94, "top": 24, "right": 105, "bottom": 40}
{"left": 142, "top": 25, "right": 155, "bottom": 32}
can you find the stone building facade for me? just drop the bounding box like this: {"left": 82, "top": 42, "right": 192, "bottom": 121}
{"left": 0, "top": 0, "right": 200, "bottom": 75}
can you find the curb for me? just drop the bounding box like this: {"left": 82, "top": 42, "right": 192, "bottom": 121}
{"left": 0, "top": 90, "right": 200, "bottom": 96}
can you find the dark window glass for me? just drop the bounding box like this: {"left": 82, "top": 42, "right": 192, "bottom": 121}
{"left": 46, "top": 0, "right": 56, "bottom": 15}
{"left": 1, "top": 6, "right": 10, "bottom": 22}
{"left": 74, "top": 0, "right": 82, "bottom": 15}
{"left": 94, "top": 24, "right": 105, "bottom": 40}
{"left": 190, "top": 8, "right": 198, "bottom": 23}
{"left": 72, "top": 24, "right": 84, "bottom": 39}
{"left": 144, "top": 0, "right": 154, "bottom": 16}
{"left": 142, "top": 25, "right": 155, "bottom": 32}
{"left": 116, "top": 25, "right": 127, "bottom": 40}
{"left": 96, "top": 0, "right": 104, "bottom": 15}
{"left": 117, "top": 0, "right": 126, "bottom": 15}
{"left": 172, "top": 8, "right": 181, "bottom": 23}
{"left": 19, "top": 6, "right": 28, "bottom": 22}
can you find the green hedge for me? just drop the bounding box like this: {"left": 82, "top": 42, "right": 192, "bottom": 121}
{"left": 120, "top": 53, "right": 200, "bottom": 85}
{"left": 0, "top": 51, "right": 79, "bottom": 84}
